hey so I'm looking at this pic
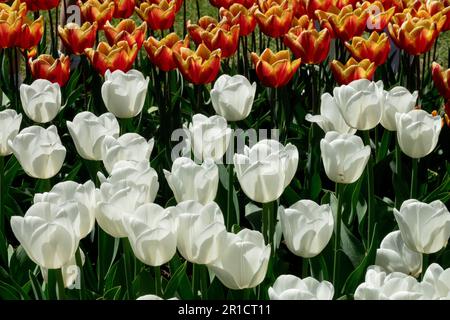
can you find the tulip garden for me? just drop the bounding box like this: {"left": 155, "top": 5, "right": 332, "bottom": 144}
{"left": 0, "top": 0, "right": 449, "bottom": 302}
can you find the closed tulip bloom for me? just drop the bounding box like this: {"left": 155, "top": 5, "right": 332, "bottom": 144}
{"left": 345, "top": 32, "right": 390, "bottom": 66}
{"left": 375, "top": 231, "right": 422, "bottom": 277}
{"left": 8, "top": 125, "right": 66, "bottom": 179}
{"left": 15, "top": 15, "right": 44, "bottom": 50}
{"left": 320, "top": 131, "right": 371, "bottom": 184}
{"left": 78, "top": 0, "right": 115, "bottom": 29}
{"left": 67, "top": 111, "right": 120, "bottom": 161}
{"left": 317, "top": 5, "right": 368, "bottom": 41}
{"left": 394, "top": 199, "right": 450, "bottom": 254}
{"left": 101, "top": 69, "right": 149, "bottom": 119}
{"left": 34, "top": 181, "right": 97, "bottom": 239}
{"left": 101, "top": 133, "right": 154, "bottom": 174}
{"left": 330, "top": 58, "right": 376, "bottom": 85}
{"left": 41, "top": 249, "right": 85, "bottom": 288}
{"left": 354, "top": 266, "right": 435, "bottom": 300}
{"left": 97, "top": 161, "right": 159, "bottom": 237}
{"left": 0, "top": 109, "right": 22, "bottom": 156}
{"left": 208, "top": 229, "right": 270, "bottom": 290}
{"left": 23, "top": 0, "right": 60, "bottom": 11}
{"left": 395, "top": 109, "right": 441, "bottom": 159}
{"left": 360, "top": 1, "right": 395, "bottom": 32}
{"left": 188, "top": 114, "right": 232, "bottom": 162}
{"left": 305, "top": 93, "right": 357, "bottom": 135}
{"left": 210, "top": 74, "right": 256, "bottom": 121}
{"left": 58, "top": 22, "right": 98, "bottom": 55}
{"left": 144, "top": 33, "right": 190, "bottom": 72}
{"left": 251, "top": 49, "right": 301, "bottom": 88}
{"left": 219, "top": 4, "right": 257, "bottom": 36}
{"left": 233, "top": 139, "right": 299, "bottom": 203}
{"left": 268, "top": 275, "right": 334, "bottom": 300}
{"left": 123, "top": 203, "right": 177, "bottom": 266}
{"left": 113, "top": 0, "right": 136, "bottom": 18}
{"left": 10, "top": 202, "right": 80, "bottom": 269}
{"left": 164, "top": 157, "right": 219, "bottom": 204}
{"left": 174, "top": 44, "right": 222, "bottom": 85}
{"left": 380, "top": 86, "right": 418, "bottom": 131}
{"left": 279, "top": 200, "right": 334, "bottom": 258}
{"left": 0, "top": 10, "right": 22, "bottom": 48}
{"left": 103, "top": 19, "right": 147, "bottom": 49}
{"left": 255, "top": 2, "right": 293, "bottom": 38}
{"left": 29, "top": 54, "right": 71, "bottom": 87}
{"left": 85, "top": 41, "right": 138, "bottom": 75}
{"left": 422, "top": 264, "right": 450, "bottom": 300}
{"left": 174, "top": 201, "right": 227, "bottom": 264}
{"left": 333, "top": 79, "right": 384, "bottom": 130}
{"left": 432, "top": 62, "right": 450, "bottom": 100}
{"left": 135, "top": 0, "right": 177, "bottom": 31}
{"left": 20, "top": 79, "right": 61, "bottom": 123}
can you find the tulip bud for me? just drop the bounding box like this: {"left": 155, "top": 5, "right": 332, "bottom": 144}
{"left": 0, "top": 109, "right": 22, "bottom": 156}
{"left": 101, "top": 69, "right": 149, "bottom": 119}
{"left": 164, "top": 157, "right": 219, "bottom": 204}
{"left": 279, "top": 200, "right": 334, "bottom": 258}
{"left": 123, "top": 203, "right": 177, "bottom": 266}
{"left": 20, "top": 79, "right": 62, "bottom": 123}
{"left": 375, "top": 231, "right": 422, "bottom": 277}
{"left": 8, "top": 125, "right": 66, "bottom": 179}
{"left": 101, "top": 133, "right": 154, "bottom": 174}
{"left": 395, "top": 109, "right": 441, "bottom": 159}
{"left": 394, "top": 199, "right": 450, "bottom": 254}
{"left": 320, "top": 131, "right": 371, "bottom": 184}
{"left": 208, "top": 229, "right": 270, "bottom": 290}
{"left": 234, "top": 139, "right": 299, "bottom": 203}
{"left": 174, "top": 200, "right": 226, "bottom": 264}
{"left": 268, "top": 275, "right": 334, "bottom": 300}
{"left": 432, "top": 62, "right": 450, "bottom": 100}
{"left": 345, "top": 32, "right": 391, "bottom": 66}
{"left": 255, "top": 3, "right": 293, "bottom": 38}
{"left": 210, "top": 74, "right": 256, "bottom": 121}
{"left": 67, "top": 111, "right": 120, "bottom": 161}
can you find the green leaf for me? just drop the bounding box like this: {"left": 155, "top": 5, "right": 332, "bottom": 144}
{"left": 341, "top": 223, "right": 365, "bottom": 268}
{"left": 164, "top": 261, "right": 187, "bottom": 299}
{"left": 28, "top": 270, "right": 44, "bottom": 300}
{"left": 101, "top": 286, "right": 122, "bottom": 300}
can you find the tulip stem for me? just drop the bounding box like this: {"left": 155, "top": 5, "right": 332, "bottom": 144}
{"left": 227, "top": 163, "right": 235, "bottom": 231}
{"left": 394, "top": 139, "right": 402, "bottom": 209}
{"left": 56, "top": 268, "right": 65, "bottom": 300}
{"left": 363, "top": 131, "right": 375, "bottom": 246}
{"left": 410, "top": 158, "right": 419, "bottom": 199}
{"left": 0, "top": 156, "right": 4, "bottom": 237}
{"left": 122, "top": 238, "right": 135, "bottom": 300}
{"left": 421, "top": 254, "right": 429, "bottom": 281}
{"left": 332, "top": 183, "right": 344, "bottom": 294}
{"left": 48, "top": 10, "right": 57, "bottom": 57}
{"left": 75, "top": 247, "right": 86, "bottom": 300}
{"left": 192, "top": 263, "right": 200, "bottom": 299}
{"left": 301, "top": 258, "right": 309, "bottom": 279}
{"left": 154, "top": 266, "right": 162, "bottom": 297}
{"left": 262, "top": 201, "right": 276, "bottom": 253}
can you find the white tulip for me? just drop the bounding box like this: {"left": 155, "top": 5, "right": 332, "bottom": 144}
{"left": 422, "top": 263, "right": 450, "bottom": 300}
{"left": 333, "top": 79, "right": 384, "bottom": 130}
{"left": 268, "top": 275, "right": 334, "bottom": 300}
{"left": 123, "top": 203, "right": 177, "bottom": 266}
{"left": 279, "top": 200, "right": 334, "bottom": 258}
{"left": 375, "top": 230, "right": 422, "bottom": 277}
{"left": 210, "top": 74, "right": 256, "bottom": 121}
{"left": 67, "top": 111, "right": 120, "bottom": 160}
{"left": 164, "top": 157, "right": 219, "bottom": 204}
{"left": 0, "top": 109, "right": 22, "bottom": 156}
{"left": 8, "top": 125, "right": 66, "bottom": 179}
{"left": 305, "top": 93, "right": 357, "bottom": 134}
{"left": 320, "top": 131, "right": 370, "bottom": 184}
{"left": 41, "top": 249, "right": 85, "bottom": 288}
{"left": 136, "top": 294, "right": 178, "bottom": 300}
{"left": 10, "top": 202, "right": 80, "bottom": 269}
{"left": 188, "top": 114, "right": 232, "bottom": 162}
{"left": 233, "top": 139, "right": 299, "bottom": 203}
{"left": 380, "top": 86, "right": 418, "bottom": 131}
{"left": 20, "top": 79, "right": 62, "bottom": 123}
{"left": 101, "top": 69, "right": 149, "bottom": 118}
{"left": 394, "top": 199, "right": 450, "bottom": 254}
{"left": 101, "top": 133, "right": 154, "bottom": 174}
{"left": 208, "top": 229, "right": 270, "bottom": 290}
{"left": 34, "top": 180, "right": 97, "bottom": 239}
{"left": 395, "top": 109, "right": 441, "bottom": 159}
{"left": 174, "top": 201, "right": 226, "bottom": 265}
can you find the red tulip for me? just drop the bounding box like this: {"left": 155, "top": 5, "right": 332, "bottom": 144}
{"left": 135, "top": 0, "right": 177, "bottom": 30}
{"left": 144, "top": 32, "right": 190, "bottom": 71}
{"left": 345, "top": 31, "right": 390, "bottom": 66}
{"left": 85, "top": 41, "right": 138, "bottom": 75}
{"left": 0, "top": 10, "right": 22, "bottom": 48}
{"left": 15, "top": 15, "right": 44, "bottom": 50}
{"left": 58, "top": 22, "right": 98, "bottom": 55}
{"left": 103, "top": 19, "right": 147, "bottom": 49}
{"left": 330, "top": 58, "right": 376, "bottom": 85}
{"left": 113, "top": 0, "right": 136, "bottom": 18}
{"left": 255, "top": 0, "right": 293, "bottom": 38}
{"left": 29, "top": 54, "right": 71, "bottom": 87}
{"left": 432, "top": 62, "right": 450, "bottom": 101}
{"left": 78, "top": 0, "right": 115, "bottom": 29}
{"left": 23, "top": 0, "right": 60, "bottom": 11}
{"left": 220, "top": 4, "right": 257, "bottom": 36}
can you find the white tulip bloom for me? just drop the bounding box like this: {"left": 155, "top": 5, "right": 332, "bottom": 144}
{"left": 268, "top": 275, "right": 334, "bottom": 300}
{"left": 20, "top": 79, "right": 62, "bottom": 123}
{"left": 0, "top": 109, "right": 22, "bottom": 156}
{"left": 380, "top": 86, "right": 417, "bottom": 131}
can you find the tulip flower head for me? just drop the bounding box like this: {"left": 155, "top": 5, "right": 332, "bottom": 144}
{"left": 23, "top": 0, "right": 61, "bottom": 11}
{"left": 144, "top": 33, "right": 190, "bottom": 72}
{"left": 360, "top": 1, "right": 395, "bottom": 32}
{"left": 432, "top": 62, "right": 450, "bottom": 100}
{"left": 255, "top": 0, "right": 293, "bottom": 38}
{"left": 422, "top": 263, "right": 450, "bottom": 299}
{"left": 219, "top": 3, "right": 257, "bottom": 36}
{"left": 135, "top": 0, "right": 177, "bottom": 30}
{"left": 113, "top": 0, "right": 136, "bottom": 18}
{"left": 345, "top": 31, "right": 390, "bottom": 66}
{"left": 269, "top": 275, "right": 334, "bottom": 300}
{"left": 0, "top": 109, "right": 22, "bottom": 156}
{"left": 29, "top": 54, "right": 71, "bottom": 87}
{"left": 0, "top": 9, "right": 22, "bottom": 48}
{"left": 15, "top": 15, "right": 44, "bottom": 50}
{"left": 20, "top": 79, "right": 62, "bottom": 123}
{"left": 330, "top": 58, "right": 376, "bottom": 85}
{"left": 380, "top": 86, "right": 418, "bottom": 131}
{"left": 85, "top": 41, "right": 139, "bottom": 75}
{"left": 78, "top": 0, "right": 115, "bottom": 29}
{"left": 58, "top": 22, "right": 98, "bottom": 55}
{"left": 103, "top": 19, "right": 147, "bottom": 49}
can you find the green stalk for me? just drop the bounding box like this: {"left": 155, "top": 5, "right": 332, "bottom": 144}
{"left": 301, "top": 258, "right": 309, "bottom": 279}
{"left": 154, "top": 266, "right": 162, "bottom": 297}
{"left": 410, "top": 158, "right": 418, "bottom": 199}
{"left": 421, "top": 254, "right": 429, "bottom": 281}
{"left": 75, "top": 248, "right": 86, "bottom": 300}
{"left": 0, "top": 156, "right": 4, "bottom": 237}
{"left": 56, "top": 268, "right": 65, "bottom": 300}
{"left": 262, "top": 201, "right": 276, "bottom": 253}
{"left": 122, "top": 238, "right": 135, "bottom": 300}
{"left": 332, "top": 183, "right": 344, "bottom": 288}
{"left": 363, "top": 131, "right": 375, "bottom": 245}
{"left": 192, "top": 263, "right": 199, "bottom": 299}
{"left": 226, "top": 163, "right": 234, "bottom": 231}
{"left": 199, "top": 265, "right": 208, "bottom": 300}
{"left": 395, "top": 139, "right": 402, "bottom": 208}
{"left": 47, "top": 269, "right": 57, "bottom": 300}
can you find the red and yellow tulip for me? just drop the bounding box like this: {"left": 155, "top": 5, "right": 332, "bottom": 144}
{"left": 29, "top": 54, "right": 71, "bottom": 87}
{"left": 23, "top": 0, "right": 60, "bottom": 11}
{"left": 58, "top": 22, "right": 98, "bottom": 55}
{"left": 135, "top": 0, "right": 177, "bottom": 30}
{"left": 85, "top": 41, "right": 138, "bottom": 75}
{"left": 15, "top": 15, "right": 44, "bottom": 50}
{"left": 113, "top": 0, "right": 136, "bottom": 19}
{"left": 78, "top": 0, "right": 115, "bottom": 29}
{"left": 330, "top": 57, "right": 376, "bottom": 85}
{"left": 432, "top": 62, "right": 450, "bottom": 101}
{"left": 220, "top": 4, "right": 257, "bottom": 36}
{"left": 103, "top": 19, "right": 147, "bottom": 49}
{"left": 0, "top": 10, "right": 22, "bottom": 49}
{"left": 144, "top": 32, "right": 190, "bottom": 72}
{"left": 345, "top": 31, "right": 390, "bottom": 66}
{"left": 360, "top": 1, "right": 395, "bottom": 32}
{"left": 255, "top": 1, "right": 293, "bottom": 38}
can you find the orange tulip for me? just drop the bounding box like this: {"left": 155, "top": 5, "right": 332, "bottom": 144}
{"left": 15, "top": 15, "right": 44, "bottom": 50}
{"left": 0, "top": 10, "right": 22, "bottom": 49}
{"left": 432, "top": 62, "right": 450, "bottom": 101}
{"left": 315, "top": 9, "right": 335, "bottom": 38}
{"left": 187, "top": 16, "right": 220, "bottom": 44}
{"left": 283, "top": 25, "right": 331, "bottom": 64}
{"left": 144, "top": 32, "right": 190, "bottom": 71}
{"left": 251, "top": 49, "right": 301, "bottom": 87}
{"left": 336, "top": 0, "right": 358, "bottom": 9}
{"left": 58, "top": 22, "right": 98, "bottom": 55}
{"left": 149, "top": 0, "right": 183, "bottom": 12}
{"left": 210, "top": 0, "right": 244, "bottom": 9}
{"left": 291, "top": 14, "right": 314, "bottom": 29}
{"left": 103, "top": 19, "right": 147, "bottom": 49}
{"left": 345, "top": 31, "right": 390, "bottom": 66}
{"left": 135, "top": 0, "right": 177, "bottom": 31}
{"left": 291, "top": 0, "right": 307, "bottom": 18}
{"left": 330, "top": 58, "right": 376, "bottom": 85}
{"left": 0, "top": 0, "right": 26, "bottom": 15}
{"left": 173, "top": 43, "right": 222, "bottom": 85}
{"left": 426, "top": 0, "right": 450, "bottom": 31}
{"left": 29, "top": 54, "right": 71, "bottom": 87}
{"left": 85, "top": 41, "right": 138, "bottom": 75}
{"left": 113, "top": 0, "right": 136, "bottom": 18}
{"left": 220, "top": 4, "right": 257, "bottom": 36}
{"left": 23, "top": 0, "right": 60, "bottom": 11}
{"left": 306, "top": 0, "right": 336, "bottom": 18}
{"left": 360, "top": 1, "right": 395, "bottom": 32}
{"left": 388, "top": 14, "right": 446, "bottom": 56}
{"left": 78, "top": 0, "right": 115, "bottom": 29}
{"left": 255, "top": 1, "right": 293, "bottom": 38}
